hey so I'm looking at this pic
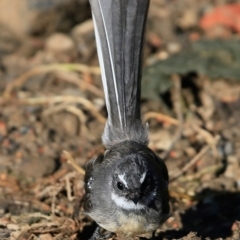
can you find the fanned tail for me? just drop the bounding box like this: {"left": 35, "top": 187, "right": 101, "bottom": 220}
{"left": 89, "top": 0, "right": 149, "bottom": 148}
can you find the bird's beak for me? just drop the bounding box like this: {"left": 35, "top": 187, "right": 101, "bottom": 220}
{"left": 130, "top": 194, "right": 139, "bottom": 205}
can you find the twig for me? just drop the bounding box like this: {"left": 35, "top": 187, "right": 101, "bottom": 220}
{"left": 162, "top": 74, "right": 183, "bottom": 160}
{"left": 168, "top": 189, "right": 193, "bottom": 201}
{"left": 65, "top": 105, "right": 95, "bottom": 140}
{"left": 170, "top": 135, "right": 220, "bottom": 182}
{"left": 145, "top": 113, "right": 218, "bottom": 160}
{"left": 40, "top": 168, "right": 69, "bottom": 185}
{"left": 62, "top": 172, "right": 77, "bottom": 202}
{"left": 49, "top": 186, "right": 63, "bottom": 217}
{"left": 51, "top": 194, "right": 56, "bottom": 217}
{"left": 42, "top": 103, "right": 95, "bottom": 141}
{"left": 144, "top": 112, "right": 179, "bottom": 126}
{"left": 177, "top": 163, "right": 223, "bottom": 182}
{"left": 170, "top": 163, "right": 224, "bottom": 201}
{"left": 55, "top": 71, "right": 104, "bottom": 98}
{"left": 27, "top": 234, "right": 35, "bottom": 240}
{"left": 63, "top": 151, "right": 85, "bottom": 175}
{"left": 3, "top": 64, "right": 101, "bottom": 98}
{"left": 18, "top": 95, "right": 106, "bottom": 124}
{"left": 192, "top": 125, "right": 219, "bottom": 158}
{"left": 65, "top": 176, "right": 75, "bottom": 202}
{"left": 26, "top": 212, "right": 52, "bottom": 220}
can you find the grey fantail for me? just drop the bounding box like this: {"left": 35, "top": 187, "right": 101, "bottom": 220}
{"left": 83, "top": 0, "right": 170, "bottom": 239}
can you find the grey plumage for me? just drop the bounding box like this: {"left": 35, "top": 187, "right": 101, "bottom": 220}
{"left": 84, "top": 141, "right": 169, "bottom": 236}
{"left": 90, "top": 0, "right": 149, "bottom": 148}
{"left": 84, "top": 1, "right": 170, "bottom": 238}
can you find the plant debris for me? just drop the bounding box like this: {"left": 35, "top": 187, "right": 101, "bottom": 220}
{"left": 0, "top": 0, "right": 240, "bottom": 239}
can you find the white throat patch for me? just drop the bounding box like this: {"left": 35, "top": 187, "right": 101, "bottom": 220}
{"left": 111, "top": 193, "right": 145, "bottom": 210}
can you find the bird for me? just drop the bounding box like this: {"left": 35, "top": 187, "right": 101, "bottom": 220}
{"left": 83, "top": 0, "right": 170, "bottom": 239}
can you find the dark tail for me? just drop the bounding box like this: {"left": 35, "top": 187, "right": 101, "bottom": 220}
{"left": 89, "top": 0, "right": 149, "bottom": 148}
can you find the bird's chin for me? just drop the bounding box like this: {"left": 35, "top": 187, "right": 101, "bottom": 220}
{"left": 111, "top": 193, "right": 145, "bottom": 210}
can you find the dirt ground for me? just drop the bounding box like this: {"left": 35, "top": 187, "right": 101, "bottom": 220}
{"left": 1, "top": 0, "right": 240, "bottom": 239}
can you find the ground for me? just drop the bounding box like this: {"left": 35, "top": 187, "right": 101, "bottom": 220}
{"left": 0, "top": 0, "right": 240, "bottom": 239}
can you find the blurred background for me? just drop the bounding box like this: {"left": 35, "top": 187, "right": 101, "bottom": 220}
{"left": 0, "top": 0, "right": 240, "bottom": 239}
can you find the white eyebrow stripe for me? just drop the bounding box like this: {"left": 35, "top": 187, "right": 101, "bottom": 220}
{"left": 118, "top": 173, "right": 128, "bottom": 188}
{"left": 111, "top": 193, "right": 145, "bottom": 210}
{"left": 140, "top": 171, "right": 147, "bottom": 184}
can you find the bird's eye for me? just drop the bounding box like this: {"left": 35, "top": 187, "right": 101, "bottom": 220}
{"left": 117, "top": 182, "right": 124, "bottom": 190}
{"left": 83, "top": 194, "right": 93, "bottom": 212}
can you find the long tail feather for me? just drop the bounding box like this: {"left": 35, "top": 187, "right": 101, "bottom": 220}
{"left": 89, "top": 0, "right": 149, "bottom": 148}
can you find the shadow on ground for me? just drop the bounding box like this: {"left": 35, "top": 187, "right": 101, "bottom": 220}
{"left": 159, "top": 189, "right": 240, "bottom": 239}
